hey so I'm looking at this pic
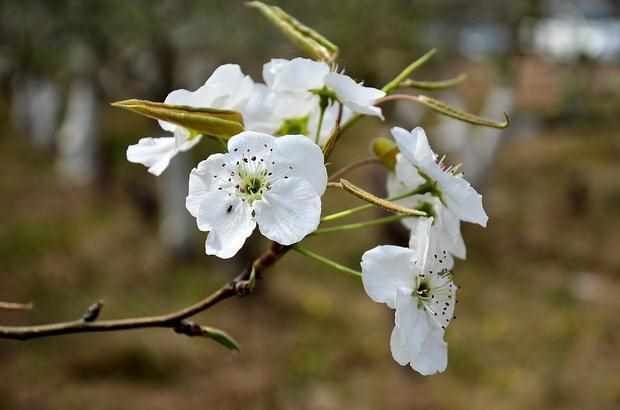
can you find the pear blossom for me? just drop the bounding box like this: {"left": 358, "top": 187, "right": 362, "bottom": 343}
{"left": 263, "top": 57, "right": 386, "bottom": 123}
{"left": 186, "top": 131, "right": 327, "bottom": 259}
{"left": 361, "top": 228, "right": 457, "bottom": 375}
{"left": 390, "top": 126, "right": 488, "bottom": 227}
{"left": 127, "top": 64, "right": 254, "bottom": 175}
{"left": 386, "top": 126, "right": 486, "bottom": 263}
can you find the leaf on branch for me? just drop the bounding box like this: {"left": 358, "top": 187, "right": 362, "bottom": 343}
{"left": 338, "top": 179, "right": 427, "bottom": 217}
{"left": 247, "top": 1, "right": 339, "bottom": 62}
{"left": 202, "top": 326, "right": 241, "bottom": 351}
{"left": 415, "top": 95, "right": 510, "bottom": 129}
{"left": 111, "top": 99, "right": 245, "bottom": 139}
{"left": 400, "top": 73, "right": 468, "bottom": 91}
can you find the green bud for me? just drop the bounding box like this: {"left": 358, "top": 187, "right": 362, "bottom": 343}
{"left": 111, "top": 99, "right": 245, "bottom": 139}
{"left": 247, "top": 1, "right": 339, "bottom": 62}
{"left": 372, "top": 137, "right": 399, "bottom": 171}
{"left": 202, "top": 326, "right": 240, "bottom": 351}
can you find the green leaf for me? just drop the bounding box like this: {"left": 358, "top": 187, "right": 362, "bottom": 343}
{"left": 111, "top": 99, "right": 245, "bottom": 139}
{"left": 247, "top": 1, "right": 338, "bottom": 62}
{"left": 202, "top": 326, "right": 240, "bottom": 351}
{"left": 400, "top": 73, "right": 467, "bottom": 91}
{"left": 415, "top": 95, "right": 510, "bottom": 129}
{"left": 371, "top": 137, "right": 398, "bottom": 171}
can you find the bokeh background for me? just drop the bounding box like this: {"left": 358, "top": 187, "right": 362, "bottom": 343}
{"left": 1, "top": 0, "right": 619, "bottom": 409}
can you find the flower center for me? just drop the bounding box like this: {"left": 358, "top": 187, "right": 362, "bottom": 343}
{"left": 237, "top": 165, "right": 270, "bottom": 204}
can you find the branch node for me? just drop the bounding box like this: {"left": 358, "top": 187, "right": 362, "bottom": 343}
{"left": 173, "top": 320, "right": 205, "bottom": 337}
{"left": 81, "top": 301, "right": 104, "bottom": 323}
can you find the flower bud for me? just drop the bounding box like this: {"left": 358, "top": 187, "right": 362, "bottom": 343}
{"left": 372, "top": 137, "right": 399, "bottom": 171}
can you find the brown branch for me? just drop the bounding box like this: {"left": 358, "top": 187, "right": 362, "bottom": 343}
{"left": 0, "top": 243, "right": 288, "bottom": 341}
{"left": 328, "top": 158, "right": 382, "bottom": 182}
{"left": 0, "top": 301, "right": 33, "bottom": 311}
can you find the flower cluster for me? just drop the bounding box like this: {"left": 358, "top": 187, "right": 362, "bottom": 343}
{"left": 362, "top": 127, "right": 487, "bottom": 374}
{"left": 123, "top": 54, "right": 487, "bottom": 376}
{"left": 127, "top": 59, "right": 384, "bottom": 176}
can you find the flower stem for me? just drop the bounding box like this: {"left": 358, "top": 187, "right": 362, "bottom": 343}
{"left": 292, "top": 245, "right": 361, "bottom": 278}
{"left": 315, "top": 104, "right": 326, "bottom": 145}
{"left": 321, "top": 188, "right": 424, "bottom": 222}
{"left": 314, "top": 214, "right": 410, "bottom": 235}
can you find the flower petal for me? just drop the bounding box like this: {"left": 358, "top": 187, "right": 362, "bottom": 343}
{"left": 436, "top": 171, "right": 488, "bottom": 227}
{"left": 411, "top": 326, "right": 448, "bottom": 375}
{"left": 271, "top": 134, "right": 327, "bottom": 195}
{"left": 393, "top": 287, "right": 448, "bottom": 375}
{"left": 361, "top": 246, "right": 417, "bottom": 309}
{"left": 391, "top": 126, "right": 436, "bottom": 168}
{"left": 325, "top": 72, "right": 385, "bottom": 119}
{"left": 390, "top": 324, "right": 410, "bottom": 366}
{"left": 126, "top": 137, "right": 177, "bottom": 176}
{"left": 254, "top": 178, "right": 321, "bottom": 245}
{"left": 194, "top": 64, "right": 254, "bottom": 110}
{"left": 227, "top": 131, "right": 275, "bottom": 159}
{"left": 197, "top": 191, "right": 256, "bottom": 259}
{"left": 263, "top": 57, "right": 328, "bottom": 92}
{"left": 186, "top": 153, "right": 229, "bottom": 217}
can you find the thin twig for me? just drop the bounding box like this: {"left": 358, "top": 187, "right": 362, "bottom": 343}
{"left": 0, "top": 301, "right": 33, "bottom": 311}
{"left": 0, "top": 243, "right": 288, "bottom": 341}
{"left": 328, "top": 158, "right": 382, "bottom": 182}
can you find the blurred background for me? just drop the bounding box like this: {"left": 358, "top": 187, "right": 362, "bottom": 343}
{"left": 1, "top": 0, "right": 619, "bottom": 409}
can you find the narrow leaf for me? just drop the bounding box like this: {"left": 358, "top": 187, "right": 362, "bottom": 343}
{"left": 339, "top": 179, "right": 427, "bottom": 217}
{"left": 247, "top": 1, "right": 338, "bottom": 62}
{"left": 111, "top": 99, "right": 245, "bottom": 139}
{"left": 416, "top": 95, "right": 510, "bottom": 129}
{"left": 400, "top": 73, "right": 467, "bottom": 91}
{"left": 202, "top": 326, "right": 240, "bottom": 351}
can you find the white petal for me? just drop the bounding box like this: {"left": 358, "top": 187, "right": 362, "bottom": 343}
{"left": 410, "top": 217, "right": 433, "bottom": 270}
{"left": 394, "top": 287, "right": 431, "bottom": 357}
{"left": 325, "top": 72, "right": 385, "bottom": 119}
{"left": 271, "top": 135, "right": 327, "bottom": 195}
{"left": 227, "top": 131, "right": 275, "bottom": 159}
{"left": 361, "top": 246, "right": 417, "bottom": 309}
{"left": 438, "top": 206, "right": 466, "bottom": 259}
{"left": 390, "top": 324, "right": 410, "bottom": 366}
{"left": 126, "top": 137, "right": 177, "bottom": 176}
{"left": 411, "top": 326, "right": 448, "bottom": 375}
{"left": 195, "top": 64, "right": 254, "bottom": 110}
{"left": 197, "top": 191, "right": 256, "bottom": 259}
{"left": 394, "top": 153, "right": 426, "bottom": 189}
{"left": 263, "top": 58, "right": 328, "bottom": 92}
{"left": 437, "top": 172, "right": 488, "bottom": 227}
{"left": 158, "top": 89, "right": 194, "bottom": 131}
{"left": 241, "top": 83, "right": 282, "bottom": 134}
{"left": 391, "top": 127, "right": 437, "bottom": 169}
{"left": 186, "top": 153, "right": 229, "bottom": 217}
{"left": 254, "top": 178, "right": 321, "bottom": 245}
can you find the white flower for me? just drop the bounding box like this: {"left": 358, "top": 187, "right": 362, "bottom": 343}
{"left": 186, "top": 131, "right": 327, "bottom": 259}
{"left": 391, "top": 126, "right": 488, "bottom": 226}
{"left": 361, "top": 235, "right": 457, "bottom": 375}
{"left": 263, "top": 57, "right": 386, "bottom": 120}
{"left": 127, "top": 64, "right": 254, "bottom": 175}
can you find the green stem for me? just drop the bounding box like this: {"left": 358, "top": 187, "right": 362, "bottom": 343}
{"left": 382, "top": 49, "right": 437, "bottom": 94}
{"left": 321, "top": 186, "right": 428, "bottom": 222}
{"left": 314, "top": 214, "right": 410, "bottom": 235}
{"left": 315, "top": 105, "right": 326, "bottom": 145}
{"left": 292, "top": 245, "right": 361, "bottom": 278}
